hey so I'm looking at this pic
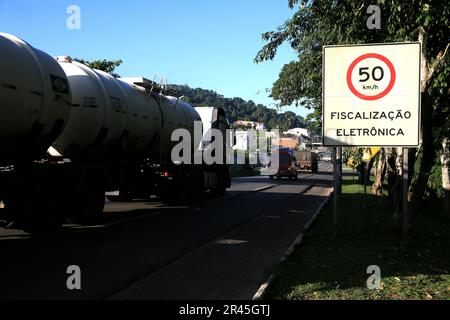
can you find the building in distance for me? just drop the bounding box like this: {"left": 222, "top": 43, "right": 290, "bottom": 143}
{"left": 233, "top": 120, "right": 266, "bottom": 131}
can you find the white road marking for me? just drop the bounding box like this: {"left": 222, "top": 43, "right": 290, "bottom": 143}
{"left": 252, "top": 185, "right": 275, "bottom": 192}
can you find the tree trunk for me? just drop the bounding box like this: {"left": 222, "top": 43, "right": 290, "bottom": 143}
{"left": 372, "top": 148, "right": 386, "bottom": 196}
{"left": 358, "top": 157, "right": 375, "bottom": 185}
{"left": 411, "top": 95, "right": 435, "bottom": 203}
{"left": 392, "top": 147, "right": 404, "bottom": 228}
{"left": 442, "top": 136, "right": 450, "bottom": 217}
{"left": 419, "top": 27, "right": 429, "bottom": 94}
{"left": 411, "top": 26, "right": 436, "bottom": 204}
{"left": 385, "top": 148, "right": 397, "bottom": 198}
{"left": 408, "top": 148, "right": 416, "bottom": 192}
{"left": 367, "top": 157, "right": 375, "bottom": 179}
{"left": 357, "top": 163, "right": 364, "bottom": 184}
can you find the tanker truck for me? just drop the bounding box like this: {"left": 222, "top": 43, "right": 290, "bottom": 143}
{"left": 0, "top": 33, "right": 231, "bottom": 232}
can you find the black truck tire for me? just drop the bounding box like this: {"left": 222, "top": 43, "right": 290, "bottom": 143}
{"left": 8, "top": 174, "right": 66, "bottom": 234}
{"left": 67, "top": 175, "right": 105, "bottom": 225}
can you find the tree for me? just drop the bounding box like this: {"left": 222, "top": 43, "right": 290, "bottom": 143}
{"left": 256, "top": 0, "right": 450, "bottom": 215}
{"left": 167, "top": 84, "right": 306, "bottom": 131}
{"left": 372, "top": 148, "right": 387, "bottom": 196}
{"left": 73, "top": 58, "right": 123, "bottom": 78}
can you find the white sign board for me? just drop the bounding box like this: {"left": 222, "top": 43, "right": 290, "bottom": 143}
{"left": 323, "top": 43, "right": 421, "bottom": 147}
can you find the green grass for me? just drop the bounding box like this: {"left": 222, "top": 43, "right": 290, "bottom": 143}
{"left": 265, "top": 177, "right": 450, "bottom": 300}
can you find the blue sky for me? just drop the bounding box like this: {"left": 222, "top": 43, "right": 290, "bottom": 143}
{"left": 0, "top": 0, "right": 309, "bottom": 117}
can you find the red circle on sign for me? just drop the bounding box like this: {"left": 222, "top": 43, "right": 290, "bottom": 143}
{"left": 346, "top": 53, "right": 396, "bottom": 101}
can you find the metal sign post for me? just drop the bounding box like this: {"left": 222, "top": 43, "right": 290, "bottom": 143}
{"left": 333, "top": 148, "right": 338, "bottom": 236}
{"left": 337, "top": 147, "right": 342, "bottom": 198}
{"left": 403, "top": 148, "right": 409, "bottom": 239}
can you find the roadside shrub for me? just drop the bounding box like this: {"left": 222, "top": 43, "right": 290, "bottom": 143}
{"left": 426, "top": 159, "right": 444, "bottom": 199}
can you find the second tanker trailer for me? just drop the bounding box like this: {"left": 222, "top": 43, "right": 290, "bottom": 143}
{"left": 0, "top": 33, "right": 231, "bottom": 232}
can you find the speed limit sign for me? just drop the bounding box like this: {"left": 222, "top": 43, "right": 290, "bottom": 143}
{"left": 323, "top": 43, "right": 421, "bottom": 147}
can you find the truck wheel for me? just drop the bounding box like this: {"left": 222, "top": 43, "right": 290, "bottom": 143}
{"left": 106, "top": 195, "right": 121, "bottom": 202}
{"left": 67, "top": 179, "right": 105, "bottom": 225}
{"left": 160, "top": 178, "right": 194, "bottom": 204}
{"left": 118, "top": 188, "right": 133, "bottom": 202}
{"left": 32, "top": 191, "right": 66, "bottom": 233}
{"left": 178, "top": 184, "right": 193, "bottom": 203}
{"left": 215, "top": 179, "right": 227, "bottom": 197}
{"left": 269, "top": 175, "right": 274, "bottom": 180}
{"left": 9, "top": 181, "right": 65, "bottom": 234}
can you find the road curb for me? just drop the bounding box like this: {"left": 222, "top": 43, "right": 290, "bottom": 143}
{"left": 252, "top": 186, "right": 333, "bottom": 300}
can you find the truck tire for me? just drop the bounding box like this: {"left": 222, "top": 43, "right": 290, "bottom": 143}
{"left": 8, "top": 178, "right": 65, "bottom": 234}
{"left": 106, "top": 188, "right": 134, "bottom": 202}
{"left": 215, "top": 178, "right": 227, "bottom": 197}
{"left": 161, "top": 183, "right": 193, "bottom": 204}
{"left": 67, "top": 176, "right": 105, "bottom": 225}
{"left": 106, "top": 195, "right": 121, "bottom": 202}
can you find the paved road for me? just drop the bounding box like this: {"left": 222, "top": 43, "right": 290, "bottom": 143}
{"left": 0, "top": 162, "right": 333, "bottom": 300}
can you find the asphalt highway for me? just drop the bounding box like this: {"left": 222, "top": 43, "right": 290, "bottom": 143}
{"left": 0, "top": 161, "right": 333, "bottom": 300}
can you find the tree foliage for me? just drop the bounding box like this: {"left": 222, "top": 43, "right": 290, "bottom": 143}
{"left": 255, "top": 0, "right": 449, "bottom": 126}
{"left": 255, "top": 0, "right": 450, "bottom": 214}
{"left": 168, "top": 84, "right": 307, "bottom": 132}
{"left": 73, "top": 58, "right": 123, "bottom": 78}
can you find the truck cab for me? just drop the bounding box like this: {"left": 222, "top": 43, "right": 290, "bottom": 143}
{"left": 269, "top": 148, "right": 299, "bottom": 180}
{"left": 295, "top": 150, "right": 319, "bottom": 173}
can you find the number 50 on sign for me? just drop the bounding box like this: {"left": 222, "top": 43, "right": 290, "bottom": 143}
{"left": 322, "top": 43, "right": 421, "bottom": 147}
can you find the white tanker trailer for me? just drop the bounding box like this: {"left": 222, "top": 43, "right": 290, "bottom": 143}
{"left": 0, "top": 33, "right": 231, "bottom": 232}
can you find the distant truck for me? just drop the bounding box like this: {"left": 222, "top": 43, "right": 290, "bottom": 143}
{"left": 269, "top": 148, "right": 299, "bottom": 180}
{"left": 294, "top": 150, "right": 318, "bottom": 173}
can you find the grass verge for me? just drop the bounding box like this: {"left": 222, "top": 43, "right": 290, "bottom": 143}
{"left": 265, "top": 177, "right": 450, "bottom": 300}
